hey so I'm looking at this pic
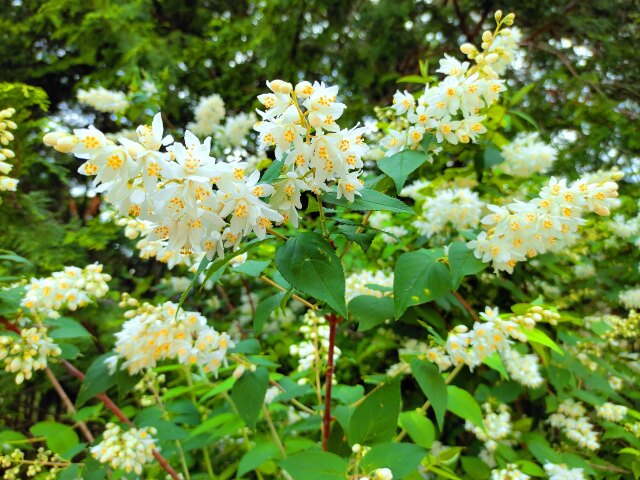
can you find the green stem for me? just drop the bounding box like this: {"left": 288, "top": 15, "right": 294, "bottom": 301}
{"left": 317, "top": 195, "right": 329, "bottom": 237}
{"left": 185, "top": 368, "right": 216, "bottom": 479}
{"left": 262, "top": 405, "right": 286, "bottom": 457}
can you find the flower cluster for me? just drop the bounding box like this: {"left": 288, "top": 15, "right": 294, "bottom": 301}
{"left": 0, "top": 447, "right": 63, "bottom": 480}
{"left": 345, "top": 270, "right": 394, "bottom": 302}
{"left": 0, "top": 327, "right": 61, "bottom": 384}
{"left": 187, "top": 94, "right": 226, "bottom": 136}
{"left": 0, "top": 107, "right": 19, "bottom": 192}
{"left": 465, "top": 403, "right": 513, "bottom": 452}
{"left": 499, "top": 132, "right": 557, "bottom": 177}
{"left": 500, "top": 347, "right": 544, "bottom": 388}
{"left": 596, "top": 402, "right": 628, "bottom": 422}
{"left": 380, "top": 12, "right": 517, "bottom": 154}
{"left": 484, "top": 24, "right": 523, "bottom": 75}
{"left": 77, "top": 86, "right": 129, "bottom": 113}
{"left": 110, "top": 297, "right": 233, "bottom": 375}
{"left": 255, "top": 79, "right": 369, "bottom": 205}
{"left": 21, "top": 264, "right": 111, "bottom": 319}
{"left": 619, "top": 288, "right": 640, "bottom": 309}
{"left": 218, "top": 112, "right": 257, "bottom": 147}
{"left": 548, "top": 399, "right": 600, "bottom": 451}
{"left": 90, "top": 423, "right": 157, "bottom": 475}
{"left": 468, "top": 176, "right": 619, "bottom": 272}
{"left": 412, "top": 187, "right": 483, "bottom": 238}
{"left": 358, "top": 468, "right": 393, "bottom": 480}
{"left": 289, "top": 310, "right": 340, "bottom": 373}
{"left": 543, "top": 463, "right": 587, "bottom": 480}
{"left": 368, "top": 211, "right": 409, "bottom": 244}
{"left": 490, "top": 464, "right": 529, "bottom": 480}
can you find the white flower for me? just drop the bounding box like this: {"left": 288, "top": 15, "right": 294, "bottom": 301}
{"left": 302, "top": 82, "right": 346, "bottom": 132}
{"left": 187, "top": 94, "right": 226, "bottom": 136}
{"left": 620, "top": 288, "right": 640, "bottom": 309}
{"left": 413, "top": 187, "right": 483, "bottom": 238}
{"left": 345, "top": 270, "right": 393, "bottom": 302}
{"left": 77, "top": 86, "right": 129, "bottom": 113}
{"left": 500, "top": 132, "right": 557, "bottom": 177}
{"left": 543, "top": 463, "right": 586, "bottom": 480}
{"left": 491, "top": 464, "right": 530, "bottom": 480}
{"left": 392, "top": 90, "right": 415, "bottom": 115}
{"left": 90, "top": 423, "right": 157, "bottom": 475}
{"left": 597, "top": 402, "right": 628, "bottom": 422}
{"left": 0, "top": 327, "right": 61, "bottom": 384}
{"left": 465, "top": 403, "right": 513, "bottom": 452}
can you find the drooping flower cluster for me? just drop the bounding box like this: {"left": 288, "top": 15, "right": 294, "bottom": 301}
{"left": 490, "top": 464, "right": 529, "bottom": 480}
{"left": 468, "top": 176, "right": 619, "bottom": 272}
{"left": 77, "top": 86, "right": 129, "bottom": 113}
{"left": 187, "top": 94, "right": 226, "bottom": 136}
{"left": 596, "top": 402, "right": 628, "bottom": 422}
{"left": 218, "top": 112, "right": 258, "bottom": 147}
{"left": 90, "top": 423, "right": 157, "bottom": 475}
{"left": 21, "top": 264, "right": 111, "bottom": 319}
{"left": 412, "top": 187, "right": 483, "bottom": 238}
{"left": 380, "top": 12, "right": 517, "bottom": 154}
{"left": 254, "top": 79, "right": 369, "bottom": 205}
{"left": 465, "top": 403, "right": 513, "bottom": 453}
{"left": 484, "top": 25, "right": 523, "bottom": 75}
{"left": 0, "top": 327, "right": 61, "bottom": 384}
{"left": 345, "top": 270, "right": 394, "bottom": 302}
{"left": 499, "top": 132, "right": 557, "bottom": 177}
{"left": 500, "top": 347, "right": 544, "bottom": 388}
{"left": 548, "top": 399, "right": 600, "bottom": 451}
{"left": 608, "top": 213, "right": 640, "bottom": 239}
{"left": 289, "top": 310, "right": 341, "bottom": 373}
{"left": 0, "top": 107, "right": 19, "bottom": 192}
{"left": 619, "top": 288, "right": 640, "bottom": 309}
{"left": 110, "top": 297, "right": 233, "bottom": 375}
{"left": 543, "top": 463, "right": 587, "bottom": 480}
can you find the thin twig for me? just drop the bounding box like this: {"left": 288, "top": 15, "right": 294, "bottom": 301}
{"left": 452, "top": 291, "right": 479, "bottom": 322}
{"left": 259, "top": 275, "right": 317, "bottom": 310}
{"left": 44, "top": 368, "right": 94, "bottom": 442}
{"left": 262, "top": 405, "right": 286, "bottom": 457}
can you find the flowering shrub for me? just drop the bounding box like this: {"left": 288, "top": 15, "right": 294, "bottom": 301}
{"left": 0, "top": 7, "right": 639, "bottom": 480}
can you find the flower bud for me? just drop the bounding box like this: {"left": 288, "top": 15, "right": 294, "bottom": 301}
{"left": 232, "top": 365, "right": 246, "bottom": 379}
{"left": 453, "top": 325, "right": 468, "bottom": 334}
{"left": 460, "top": 43, "right": 476, "bottom": 55}
{"left": 485, "top": 53, "right": 499, "bottom": 64}
{"left": 504, "top": 13, "right": 515, "bottom": 25}
{"left": 43, "top": 131, "right": 67, "bottom": 146}
{"left": 482, "top": 31, "right": 493, "bottom": 43}
{"left": 494, "top": 10, "right": 503, "bottom": 22}
{"left": 55, "top": 135, "right": 79, "bottom": 153}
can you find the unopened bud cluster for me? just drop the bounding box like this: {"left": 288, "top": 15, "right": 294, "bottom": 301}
{"left": 0, "top": 447, "right": 63, "bottom": 480}
{"left": 90, "top": 423, "right": 157, "bottom": 475}
{"left": 0, "top": 107, "right": 19, "bottom": 192}
{"left": 0, "top": 327, "right": 61, "bottom": 384}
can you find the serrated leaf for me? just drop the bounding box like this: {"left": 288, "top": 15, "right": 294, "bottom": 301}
{"left": 378, "top": 149, "right": 430, "bottom": 192}
{"left": 448, "top": 241, "right": 486, "bottom": 289}
{"left": 232, "top": 259, "right": 271, "bottom": 277}
{"left": 349, "top": 295, "right": 394, "bottom": 331}
{"left": 361, "top": 443, "right": 426, "bottom": 478}
{"left": 254, "top": 292, "right": 285, "bottom": 334}
{"left": 30, "top": 422, "right": 79, "bottom": 457}
{"left": 47, "top": 317, "right": 92, "bottom": 340}
{"left": 279, "top": 450, "right": 348, "bottom": 480}
{"left": 231, "top": 366, "right": 269, "bottom": 429}
{"left": 275, "top": 232, "right": 346, "bottom": 317}
{"left": 238, "top": 443, "right": 281, "bottom": 476}
{"left": 323, "top": 188, "right": 415, "bottom": 215}
{"left": 348, "top": 380, "right": 400, "bottom": 446}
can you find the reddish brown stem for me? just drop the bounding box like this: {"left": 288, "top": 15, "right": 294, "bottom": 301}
{"left": 322, "top": 314, "right": 339, "bottom": 451}
{"left": 453, "top": 291, "right": 479, "bottom": 322}
{"left": 0, "top": 318, "right": 181, "bottom": 480}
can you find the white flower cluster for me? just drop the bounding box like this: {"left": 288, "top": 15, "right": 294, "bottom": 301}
{"left": 111, "top": 298, "right": 233, "bottom": 375}
{"left": 465, "top": 403, "right": 513, "bottom": 452}
{"left": 21, "top": 264, "right": 111, "bottom": 319}
{"left": 619, "top": 288, "right": 640, "bottom": 309}
{"left": 345, "top": 270, "right": 394, "bottom": 302}
{"left": 289, "top": 310, "right": 340, "bottom": 372}
{"left": 597, "top": 402, "right": 628, "bottom": 422}
{"left": 413, "top": 187, "right": 483, "bottom": 238}
{"left": 500, "top": 347, "right": 544, "bottom": 388}
{"left": 358, "top": 468, "right": 393, "bottom": 480}
{"left": 0, "top": 107, "right": 19, "bottom": 192}
{"left": 399, "top": 178, "right": 431, "bottom": 200}
{"left": 218, "top": 112, "right": 257, "bottom": 147}
{"left": 486, "top": 25, "right": 523, "bottom": 75}
{"left": 0, "top": 327, "right": 61, "bottom": 384}
{"left": 608, "top": 213, "right": 640, "bottom": 239}
{"left": 77, "top": 87, "right": 129, "bottom": 113}
{"left": 368, "top": 211, "right": 408, "bottom": 245}
{"left": 187, "top": 94, "right": 226, "bottom": 136}
{"left": 490, "top": 464, "right": 529, "bottom": 480}
{"left": 468, "top": 176, "right": 619, "bottom": 273}
{"left": 255, "top": 79, "right": 369, "bottom": 204}
{"left": 548, "top": 399, "right": 600, "bottom": 451}
{"left": 499, "top": 132, "right": 557, "bottom": 177}
{"left": 573, "top": 263, "right": 595, "bottom": 279}
{"left": 90, "top": 423, "right": 157, "bottom": 475}
{"left": 543, "top": 463, "right": 587, "bottom": 480}
{"left": 381, "top": 13, "right": 517, "bottom": 154}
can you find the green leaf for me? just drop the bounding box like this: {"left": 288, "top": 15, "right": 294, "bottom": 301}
{"left": 349, "top": 295, "right": 394, "bottom": 331}
{"left": 393, "top": 249, "right": 451, "bottom": 318}
{"left": 135, "top": 408, "right": 188, "bottom": 440}
{"left": 232, "top": 260, "right": 271, "bottom": 277}
{"left": 461, "top": 456, "right": 490, "bottom": 479}
{"left": 254, "top": 292, "right": 285, "bottom": 334}
{"left": 510, "top": 110, "right": 539, "bottom": 130}
{"left": 30, "top": 422, "right": 79, "bottom": 458}
{"left": 396, "top": 75, "right": 429, "bottom": 84}
{"left": 275, "top": 232, "right": 347, "bottom": 317}
{"left": 0, "top": 286, "right": 25, "bottom": 316}
{"left": 0, "top": 430, "right": 32, "bottom": 452}
{"left": 230, "top": 366, "right": 269, "bottom": 429}
{"left": 483, "top": 352, "right": 509, "bottom": 379}
{"left": 448, "top": 241, "right": 486, "bottom": 289}
{"left": 509, "top": 83, "right": 535, "bottom": 106}
{"left": 398, "top": 411, "right": 436, "bottom": 448}
{"left": 484, "top": 144, "right": 504, "bottom": 168}
{"left": 238, "top": 443, "right": 282, "bottom": 476}
{"left": 279, "top": 450, "right": 348, "bottom": 480}
{"left": 378, "top": 149, "right": 430, "bottom": 192}
{"left": 410, "top": 359, "right": 447, "bottom": 430}
{"left": 348, "top": 380, "right": 400, "bottom": 446}
{"left": 76, "top": 353, "right": 117, "bottom": 407}
{"left": 446, "top": 386, "right": 483, "bottom": 429}
{"left": 522, "top": 327, "right": 563, "bottom": 355}
{"left": 47, "top": 317, "right": 92, "bottom": 340}
{"left": 261, "top": 159, "right": 284, "bottom": 184}
{"left": 361, "top": 443, "right": 426, "bottom": 478}
{"left": 323, "top": 188, "right": 415, "bottom": 215}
